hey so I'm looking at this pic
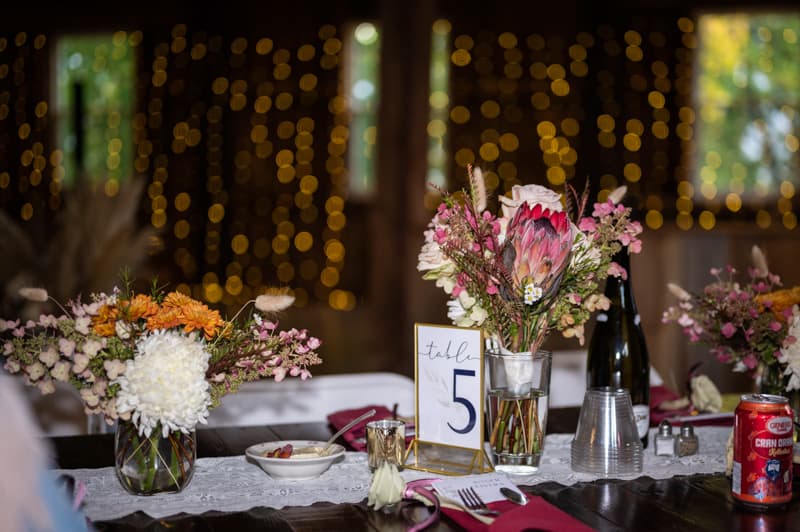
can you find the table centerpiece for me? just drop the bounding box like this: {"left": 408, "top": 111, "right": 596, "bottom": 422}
{"left": 1, "top": 278, "right": 322, "bottom": 495}
{"left": 417, "top": 165, "right": 642, "bottom": 472}
{"left": 663, "top": 246, "right": 800, "bottom": 433}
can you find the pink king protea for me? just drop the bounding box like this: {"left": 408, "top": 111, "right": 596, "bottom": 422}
{"left": 503, "top": 202, "right": 574, "bottom": 303}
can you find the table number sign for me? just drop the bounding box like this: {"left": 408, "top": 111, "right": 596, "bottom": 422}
{"left": 404, "top": 323, "right": 493, "bottom": 475}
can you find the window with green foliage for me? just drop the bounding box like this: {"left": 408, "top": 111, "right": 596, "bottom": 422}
{"left": 345, "top": 23, "right": 380, "bottom": 199}
{"left": 696, "top": 14, "right": 800, "bottom": 209}
{"left": 55, "top": 34, "right": 135, "bottom": 186}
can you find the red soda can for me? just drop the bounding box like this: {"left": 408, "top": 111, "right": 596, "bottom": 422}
{"left": 732, "top": 394, "right": 794, "bottom": 508}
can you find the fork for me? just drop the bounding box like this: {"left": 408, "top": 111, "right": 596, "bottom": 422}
{"left": 457, "top": 487, "right": 500, "bottom": 517}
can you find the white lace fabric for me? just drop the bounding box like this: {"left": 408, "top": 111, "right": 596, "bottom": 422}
{"left": 55, "top": 426, "right": 731, "bottom": 522}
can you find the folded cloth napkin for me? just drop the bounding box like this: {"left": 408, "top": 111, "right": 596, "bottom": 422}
{"left": 326, "top": 405, "right": 415, "bottom": 451}
{"left": 650, "top": 385, "right": 733, "bottom": 427}
{"left": 441, "top": 495, "right": 596, "bottom": 532}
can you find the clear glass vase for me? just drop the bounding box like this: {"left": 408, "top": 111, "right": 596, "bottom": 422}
{"left": 485, "top": 349, "right": 552, "bottom": 474}
{"left": 114, "top": 420, "right": 197, "bottom": 495}
{"left": 759, "top": 363, "right": 800, "bottom": 441}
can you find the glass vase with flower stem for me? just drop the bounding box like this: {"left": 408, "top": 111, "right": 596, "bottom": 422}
{"left": 759, "top": 363, "right": 800, "bottom": 441}
{"left": 485, "top": 336, "right": 552, "bottom": 474}
{"left": 114, "top": 419, "right": 196, "bottom": 495}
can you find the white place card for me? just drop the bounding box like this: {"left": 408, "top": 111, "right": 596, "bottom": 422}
{"left": 415, "top": 323, "right": 484, "bottom": 450}
{"left": 433, "top": 472, "right": 527, "bottom": 504}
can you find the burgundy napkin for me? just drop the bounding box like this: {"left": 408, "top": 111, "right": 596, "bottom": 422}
{"left": 650, "top": 385, "right": 733, "bottom": 427}
{"left": 326, "top": 405, "right": 414, "bottom": 451}
{"left": 441, "top": 496, "right": 596, "bottom": 532}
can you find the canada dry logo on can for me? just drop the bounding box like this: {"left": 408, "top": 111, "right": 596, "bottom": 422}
{"left": 732, "top": 394, "right": 794, "bottom": 508}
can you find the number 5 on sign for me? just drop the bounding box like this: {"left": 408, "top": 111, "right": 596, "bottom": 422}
{"left": 415, "top": 323, "right": 483, "bottom": 450}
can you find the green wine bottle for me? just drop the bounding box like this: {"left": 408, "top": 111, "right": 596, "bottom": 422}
{"left": 586, "top": 247, "right": 651, "bottom": 448}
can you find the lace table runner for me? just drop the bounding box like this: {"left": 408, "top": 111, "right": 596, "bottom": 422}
{"left": 55, "top": 426, "right": 731, "bottom": 522}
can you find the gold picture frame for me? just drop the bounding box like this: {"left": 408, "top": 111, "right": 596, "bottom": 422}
{"left": 403, "top": 323, "right": 493, "bottom": 475}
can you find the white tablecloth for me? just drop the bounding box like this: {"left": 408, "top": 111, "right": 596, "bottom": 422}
{"left": 55, "top": 426, "right": 731, "bottom": 521}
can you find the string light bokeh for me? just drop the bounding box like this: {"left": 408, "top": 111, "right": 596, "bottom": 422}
{"left": 0, "top": 25, "right": 363, "bottom": 313}
{"left": 444, "top": 15, "right": 799, "bottom": 231}
{"left": 1, "top": 13, "right": 798, "bottom": 315}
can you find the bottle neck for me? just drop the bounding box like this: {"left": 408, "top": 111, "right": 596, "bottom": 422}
{"left": 604, "top": 247, "right": 636, "bottom": 309}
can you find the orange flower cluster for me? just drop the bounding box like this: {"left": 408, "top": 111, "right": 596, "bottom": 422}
{"left": 756, "top": 286, "right": 800, "bottom": 321}
{"left": 92, "top": 291, "right": 225, "bottom": 340}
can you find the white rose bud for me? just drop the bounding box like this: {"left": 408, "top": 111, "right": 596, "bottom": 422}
{"left": 367, "top": 462, "right": 406, "bottom": 510}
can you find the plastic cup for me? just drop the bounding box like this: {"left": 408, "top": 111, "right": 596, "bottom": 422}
{"left": 570, "top": 387, "right": 643, "bottom": 476}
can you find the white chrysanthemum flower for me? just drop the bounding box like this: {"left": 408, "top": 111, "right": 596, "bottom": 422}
{"left": 114, "top": 330, "right": 211, "bottom": 437}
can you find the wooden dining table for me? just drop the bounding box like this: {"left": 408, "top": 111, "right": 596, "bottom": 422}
{"left": 48, "top": 408, "right": 799, "bottom": 532}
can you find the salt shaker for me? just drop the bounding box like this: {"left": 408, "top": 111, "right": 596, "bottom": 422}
{"left": 654, "top": 420, "right": 676, "bottom": 456}
{"left": 676, "top": 422, "right": 699, "bottom": 457}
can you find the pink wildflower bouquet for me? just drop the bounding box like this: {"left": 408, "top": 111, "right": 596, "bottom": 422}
{"left": 417, "top": 165, "right": 643, "bottom": 354}
{"left": 663, "top": 246, "right": 800, "bottom": 393}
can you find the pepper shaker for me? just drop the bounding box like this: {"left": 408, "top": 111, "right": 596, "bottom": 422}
{"left": 654, "top": 420, "right": 676, "bottom": 456}
{"left": 676, "top": 422, "right": 699, "bottom": 457}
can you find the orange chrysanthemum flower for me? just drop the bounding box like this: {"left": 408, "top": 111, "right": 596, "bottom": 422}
{"left": 122, "top": 294, "right": 160, "bottom": 322}
{"left": 146, "top": 307, "right": 184, "bottom": 332}
{"left": 162, "top": 291, "right": 196, "bottom": 310}
{"left": 755, "top": 286, "right": 800, "bottom": 320}
{"left": 180, "top": 303, "right": 225, "bottom": 340}
{"left": 92, "top": 304, "right": 119, "bottom": 337}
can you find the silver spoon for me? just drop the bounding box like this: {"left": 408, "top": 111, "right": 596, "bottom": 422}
{"left": 500, "top": 487, "right": 526, "bottom": 505}
{"left": 319, "top": 408, "right": 377, "bottom": 455}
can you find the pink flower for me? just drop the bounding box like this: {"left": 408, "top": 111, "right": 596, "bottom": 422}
{"left": 742, "top": 354, "right": 758, "bottom": 370}
{"left": 80, "top": 388, "right": 100, "bottom": 407}
{"left": 51, "top": 361, "right": 71, "bottom": 382}
{"left": 578, "top": 217, "right": 596, "bottom": 232}
{"left": 75, "top": 316, "right": 91, "bottom": 335}
{"left": 720, "top": 322, "right": 736, "bottom": 338}
{"left": 26, "top": 362, "right": 45, "bottom": 381}
{"left": 72, "top": 353, "right": 90, "bottom": 374}
{"left": 38, "top": 347, "right": 59, "bottom": 367}
{"left": 38, "top": 315, "right": 58, "bottom": 328}
{"left": 103, "top": 359, "right": 126, "bottom": 380}
{"left": 82, "top": 338, "right": 103, "bottom": 358}
{"left": 503, "top": 203, "right": 574, "bottom": 297}
{"left": 592, "top": 201, "right": 614, "bottom": 217}
{"left": 607, "top": 261, "right": 628, "bottom": 280}
{"left": 486, "top": 284, "right": 499, "bottom": 295}
{"left": 273, "top": 367, "right": 287, "bottom": 382}
{"left": 59, "top": 338, "right": 76, "bottom": 357}
{"left": 711, "top": 346, "right": 731, "bottom": 363}
{"left": 37, "top": 379, "right": 55, "bottom": 394}
{"left": 770, "top": 321, "right": 783, "bottom": 332}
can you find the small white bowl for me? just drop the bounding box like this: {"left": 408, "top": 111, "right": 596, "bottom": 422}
{"left": 245, "top": 440, "right": 346, "bottom": 480}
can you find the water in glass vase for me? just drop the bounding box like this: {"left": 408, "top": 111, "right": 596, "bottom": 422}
{"left": 486, "top": 389, "right": 549, "bottom": 474}
{"left": 114, "top": 420, "right": 197, "bottom": 495}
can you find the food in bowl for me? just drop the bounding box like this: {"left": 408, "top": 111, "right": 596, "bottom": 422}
{"left": 246, "top": 440, "right": 346, "bottom": 480}
{"left": 261, "top": 443, "right": 330, "bottom": 459}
